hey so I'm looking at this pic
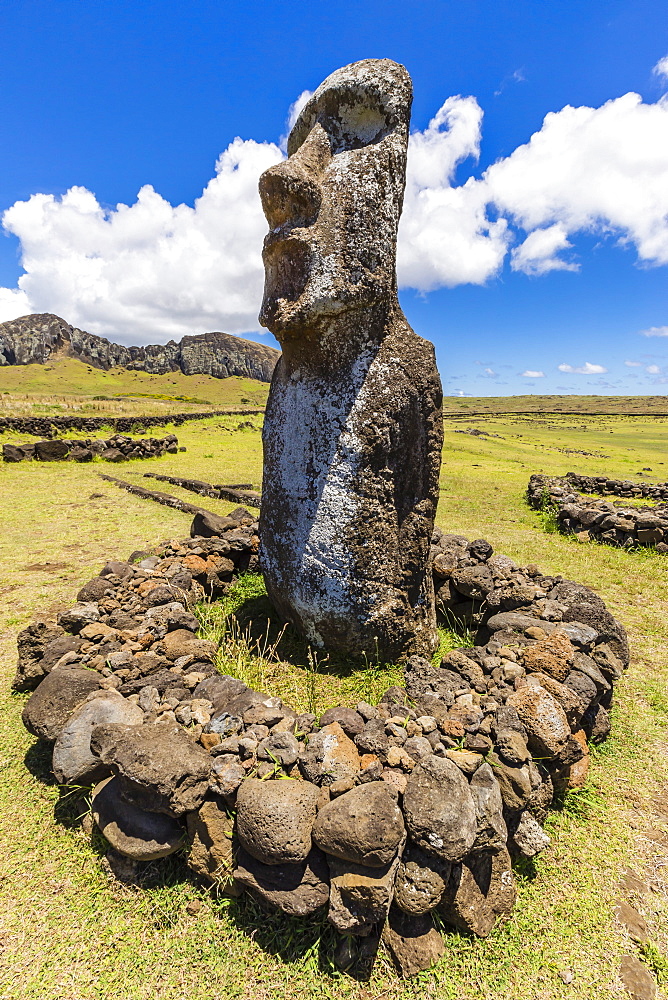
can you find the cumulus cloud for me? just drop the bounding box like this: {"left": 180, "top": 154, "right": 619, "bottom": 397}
{"left": 1, "top": 139, "right": 282, "bottom": 342}
{"left": 484, "top": 91, "right": 668, "bottom": 271}
{"left": 510, "top": 224, "right": 577, "bottom": 275}
{"left": 558, "top": 361, "right": 608, "bottom": 374}
{"left": 624, "top": 359, "right": 643, "bottom": 366}
{"left": 646, "top": 364, "right": 661, "bottom": 374}
{"left": 640, "top": 325, "right": 668, "bottom": 337}
{"left": 397, "top": 96, "right": 509, "bottom": 289}
{"left": 654, "top": 55, "right": 668, "bottom": 80}
{"left": 2, "top": 73, "right": 668, "bottom": 341}
{"left": 521, "top": 370, "right": 545, "bottom": 377}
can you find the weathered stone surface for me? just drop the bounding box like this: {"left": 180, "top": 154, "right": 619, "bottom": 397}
{"left": 298, "top": 721, "right": 360, "bottom": 785}
{"left": 233, "top": 844, "right": 330, "bottom": 916}
{"left": 439, "top": 848, "right": 517, "bottom": 938}
{"left": 327, "top": 853, "right": 401, "bottom": 936}
{"left": 191, "top": 510, "right": 236, "bottom": 538}
{"left": 12, "top": 623, "right": 69, "bottom": 691}
{"left": 90, "top": 722, "right": 211, "bottom": 816}
{"left": 22, "top": 666, "right": 102, "bottom": 741}
{"left": 619, "top": 954, "right": 656, "bottom": 1000}
{"left": 403, "top": 755, "right": 476, "bottom": 861}
{"left": 235, "top": 778, "right": 320, "bottom": 865}
{"left": 582, "top": 701, "right": 611, "bottom": 743}
{"left": 258, "top": 58, "right": 443, "bottom": 662}
{"left": 522, "top": 631, "right": 574, "bottom": 682}
{"left": 319, "top": 706, "right": 364, "bottom": 737}
{"left": 494, "top": 728, "right": 531, "bottom": 765}
{"left": 313, "top": 781, "right": 405, "bottom": 867}
{"left": 484, "top": 753, "right": 532, "bottom": 812}
{"left": 550, "top": 580, "right": 630, "bottom": 666}
{"left": 58, "top": 603, "right": 100, "bottom": 633}
{"left": 52, "top": 691, "right": 143, "bottom": 785}
{"left": 393, "top": 843, "right": 450, "bottom": 915}
{"left": 511, "top": 811, "right": 551, "bottom": 858}
{"left": 507, "top": 685, "right": 573, "bottom": 761}
{"left": 35, "top": 439, "right": 69, "bottom": 461}
{"left": 469, "top": 762, "right": 507, "bottom": 852}
{"left": 91, "top": 776, "right": 184, "bottom": 860}
{"left": 564, "top": 668, "right": 599, "bottom": 714}
{"left": 382, "top": 907, "right": 444, "bottom": 977}
{"left": 186, "top": 796, "right": 236, "bottom": 884}
{"left": 161, "top": 629, "right": 217, "bottom": 662}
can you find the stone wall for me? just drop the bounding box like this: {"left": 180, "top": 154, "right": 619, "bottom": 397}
{"left": 14, "top": 512, "right": 627, "bottom": 977}
{"left": 528, "top": 473, "right": 668, "bottom": 553}
{"left": 3, "top": 433, "right": 181, "bottom": 463}
{"left": 0, "top": 409, "right": 263, "bottom": 438}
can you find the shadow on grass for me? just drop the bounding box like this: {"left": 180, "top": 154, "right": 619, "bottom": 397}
{"left": 222, "top": 894, "right": 383, "bottom": 981}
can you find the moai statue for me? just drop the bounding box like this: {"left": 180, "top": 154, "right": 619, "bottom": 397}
{"left": 258, "top": 58, "right": 443, "bottom": 661}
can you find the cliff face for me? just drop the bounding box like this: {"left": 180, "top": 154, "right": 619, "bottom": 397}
{"left": 0, "top": 314, "right": 280, "bottom": 382}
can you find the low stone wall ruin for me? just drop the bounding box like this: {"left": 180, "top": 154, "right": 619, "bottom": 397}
{"left": 528, "top": 473, "right": 668, "bottom": 553}
{"left": 0, "top": 408, "right": 263, "bottom": 438}
{"left": 3, "top": 433, "right": 182, "bottom": 463}
{"left": 14, "top": 510, "right": 627, "bottom": 978}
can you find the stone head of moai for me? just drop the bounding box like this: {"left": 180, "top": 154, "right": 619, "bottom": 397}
{"left": 258, "top": 58, "right": 411, "bottom": 363}
{"left": 258, "top": 59, "right": 444, "bottom": 661}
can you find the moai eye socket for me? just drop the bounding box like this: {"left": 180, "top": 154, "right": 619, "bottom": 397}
{"left": 288, "top": 86, "right": 394, "bottom": 158}
{"left": 319, "top": 92, "right": 392, "bottom": 153}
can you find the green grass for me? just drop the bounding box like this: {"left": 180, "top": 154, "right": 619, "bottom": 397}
{"left": 0, "top": 355, "right": 270, "bottom": 417}
{"left": 1, "top": 404, "right": 667, "bottom": 998}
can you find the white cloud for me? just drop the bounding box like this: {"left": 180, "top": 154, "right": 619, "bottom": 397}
{"left": 558, "top": 361, "right": 608, "bottom": 374}
{"left": 521, "top": 370, "right": 545, "bottom": 377}
{"left": 1, "top": 75, "right": 668, "bottom": 341}
{"left": 0, "top": 139, "right": 282, "bottom": 341}
{"left": 510, "top": 223, "right": 577, "bottom": 275}
{"left": 0, "top": 286, "right": 31, "bottom": 319}
{"left": 654, "top": 55, "right": 668, "bottom": 80}
{"left": 624, "top": 359, "right": 643, "bottom": 366}
{"left": 482, "top": 367, "right": 496, "bottom": 376}
{"left": 646, "top": 364, "right": 661, "bottom": 374}
{"left": 397, "top": 96, "right": 509, "bottom": 290}
{"left": 484, "top": 91, "right": 668, "bottom": 271}
{"left": 640, "top": 325, "right": 668, "bottom": 337}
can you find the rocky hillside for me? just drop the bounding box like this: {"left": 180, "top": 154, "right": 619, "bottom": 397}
{"left": 0, "top": 314, "right": 280, "bottom": 383}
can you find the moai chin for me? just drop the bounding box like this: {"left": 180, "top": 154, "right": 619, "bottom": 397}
{"left": 258, "top": 58, "right": 443, "bottom": 661}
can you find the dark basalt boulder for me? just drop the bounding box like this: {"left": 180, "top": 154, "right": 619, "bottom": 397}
{"left": 90, "top": 721, "right": 211, "bottom": 816}
{"left": 22, "top": 666, "right": 103, "bottom": 741}
{"left": 91, "top": 776, "right": 184, "bottom": 860}
{"left": 313, "top": 782, "right": 405, "bottom": 867}
{"left": 233, "top": 845, "right": 330, "bottom": 916}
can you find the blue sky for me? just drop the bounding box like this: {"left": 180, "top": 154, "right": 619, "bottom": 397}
{"left": 0, "top": 0, "right": 667, "bottom": 396}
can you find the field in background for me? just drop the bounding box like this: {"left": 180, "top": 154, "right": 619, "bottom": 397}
{"left": 0, "top": 356, "right": 270, "bottom": 416}
{"left": 3, "top": 358, "right": 668, "bottom": 420}
{"left": 0, "top": 403, "right": 667, "bottom": 999}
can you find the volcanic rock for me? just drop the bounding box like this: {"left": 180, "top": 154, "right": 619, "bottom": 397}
{"left": 402, "top": 756, "right": 476, "bottom": 862}
{"left": 22, "top": 666, "right": 103, "bottom": 741}
{"left": 313, "top": 782, "right": 405, "bottom": 867}
{"left": 90, "top": 721, "right": 211, "bottom": 816}
{"left": 235, "top": 778, "right": 320, "bottom": 865}
{"left": 91, "top": 776, "right": 184, "bottom": 860}
{"left": 233, "top": 845, "right": 330, "bottom": 916}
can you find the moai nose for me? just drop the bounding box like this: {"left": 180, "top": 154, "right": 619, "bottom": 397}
{"left": 259, "top": 123, "right": 331, "bottom": 230}
{"left": 259, "top": 160, "right": 322, "bottom": 230}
